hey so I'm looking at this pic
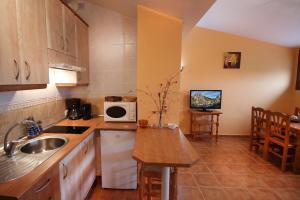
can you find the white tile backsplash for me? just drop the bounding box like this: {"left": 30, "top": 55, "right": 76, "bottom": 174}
{"left": 70, "top": 2, "right": 137, "bottom": 97}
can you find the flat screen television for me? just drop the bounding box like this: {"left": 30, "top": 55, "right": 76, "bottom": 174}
{"left": 190, "top": 90, "right": 222, "bottom": 111}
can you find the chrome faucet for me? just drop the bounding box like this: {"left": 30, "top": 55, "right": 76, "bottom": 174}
{"left": 3, "top": 123, "right": 23, "bottom": 157}
{"left": 3, "top": 118, "right": 42, "bottom": 157}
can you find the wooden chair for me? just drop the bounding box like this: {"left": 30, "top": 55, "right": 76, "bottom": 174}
{"left": 139, "top": 163, "right": 177, "bottom": 200}
{"left": 263, "top": 111, "right": 297, "bottom": 171}
{"left": 250, "top": 107, "right": 269, "bottom": 151}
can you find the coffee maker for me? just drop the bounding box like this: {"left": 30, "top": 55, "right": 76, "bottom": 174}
{"left": 66, "top": 98, "right": 81, "bottom": 120}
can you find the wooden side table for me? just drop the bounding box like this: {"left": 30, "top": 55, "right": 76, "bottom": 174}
{"left": 190, "top": 110, "right": 222, "bottom": 142}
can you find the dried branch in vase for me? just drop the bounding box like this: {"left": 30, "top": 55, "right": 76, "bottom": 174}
{"left": 138, "top": 68, "right": 183, "bottom": 128}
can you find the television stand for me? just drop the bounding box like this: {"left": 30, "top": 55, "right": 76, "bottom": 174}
{"left": 190, "top": 110, "right": 222, "bottom": 142}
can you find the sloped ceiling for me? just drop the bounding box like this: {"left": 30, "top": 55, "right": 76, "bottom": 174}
{"left": 197, "top": 0, "right": 300, "bottom": 47}
{"left": 74, "top": 0, "right": 215, "bottom": 37}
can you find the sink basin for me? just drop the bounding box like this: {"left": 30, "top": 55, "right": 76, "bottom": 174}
{"left": 0, "top": 136, "right": 68, "bottom": 183}
{"left": 20, "top": 136, "right": 68, "bottom": 154}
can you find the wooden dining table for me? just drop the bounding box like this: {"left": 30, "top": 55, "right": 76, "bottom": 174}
{"left": 290, "top": 122, "right": 300, "bottom": 172}
{"left": 132, "top": 127, "right": 199, "bottom": 200}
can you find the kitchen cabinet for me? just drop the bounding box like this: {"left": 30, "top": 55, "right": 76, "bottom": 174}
{"left": 59, "top": 133, "right": 96, "bottom": 200}
{"left": 81, "top": 133, "right": 96, "bottom": 199}
{"left": 45, "top": 0, "right": 64, "bottom": 53}
{"left": 20, "top": 164, "right": 60, "bottom": 200}
{"left": 0, "top": 0, "right": 48, "bottom": 86}
{"left": 0, "top": 0, "right": 21, "bottom": 85}
{"left": 76, "top": 18, "right": 90, "bottom": 85}
{"left": 59, "top": 140, "right": 82, "bottom": 200}
{"left": 63, "top": 6, "right": 77, "bottom": 57}
{"left": 46, "top": 0, "right": 76, "bottom": 57}
{"left": 17, "top": 0, "right": 49, "bottom": 84}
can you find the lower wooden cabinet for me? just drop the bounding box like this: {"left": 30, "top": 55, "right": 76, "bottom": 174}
{"left": 59, "top": 133, "right": 96, "bottom": 200}
{"left": 20, "top": 165, "right": 60, "bottom": 200}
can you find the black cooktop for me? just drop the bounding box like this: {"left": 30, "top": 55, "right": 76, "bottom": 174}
{"left": 43, "top": 126, "right": 90, "bottom": 134}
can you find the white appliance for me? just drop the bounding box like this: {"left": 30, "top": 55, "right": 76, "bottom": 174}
{"left": 104, "top": 101, "right": 136, "bottom": 122}
{"left": 101, "top": 130, "right": 137, "bottom": 189}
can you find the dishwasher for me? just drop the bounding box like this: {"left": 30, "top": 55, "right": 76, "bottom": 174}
{"left": 100, "top": 130, "right": 137, "bottom": 189}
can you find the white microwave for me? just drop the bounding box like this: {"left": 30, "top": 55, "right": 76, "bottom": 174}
{"left": 104, "top": 101, "right": 137, "bottom": 122}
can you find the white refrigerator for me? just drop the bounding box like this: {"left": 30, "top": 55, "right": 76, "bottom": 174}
{"left": 100, "top": 130, "right": 137, "bottom": 189}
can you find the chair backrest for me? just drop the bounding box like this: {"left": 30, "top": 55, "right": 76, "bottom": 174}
{"left": 295, "top": 107, "right": 300, "bottom": 116}
{"left": 268, "top": 111, "right": 290, "bottom": 143}
{"left": 251, "top": 107, "right": 269, "bottom": 136}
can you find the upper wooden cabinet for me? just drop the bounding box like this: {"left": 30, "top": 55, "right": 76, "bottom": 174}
{"left": 76, "top": 18, "right": 90, "bottom": 85}
{"left": 46, "top": 0, "right": 76, "bottom": 57}
{"left": 0, "top": 0, "right": 48, "bottom": 86}
{"left": 45, "top": 0, "right": 64, "bottom": 53}
{"left": 0, "top": 0, "right": 21, "bottom": 85}
{"left": 17, "top": 0, "right": 49, "bottom": 84}
{"left": 63, "top": 7, "right": 76, "bottom": 57}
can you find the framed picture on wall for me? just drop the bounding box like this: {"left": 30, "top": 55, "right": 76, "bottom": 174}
{"left": 224, "top": 52, "right": 241, "bottom": 69}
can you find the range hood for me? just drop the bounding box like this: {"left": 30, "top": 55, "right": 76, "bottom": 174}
{"left": 49, "top": 63, "right": 85, "bottom": 85}
{"left": 49, "top": 63, "right": 85, "bottom": 72}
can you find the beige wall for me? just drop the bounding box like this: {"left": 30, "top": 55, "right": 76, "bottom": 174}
{"left": 180, "top": 28, "right": 295, "bottom": 135}
{"left": 137, "top": 5, "right": 182, "bottom": 125}
{"left": 70, "top": 2, "right": 137, "bottom": 99}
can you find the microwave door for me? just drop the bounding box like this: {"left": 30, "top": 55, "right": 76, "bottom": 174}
{"left": 106, "top": 105, "right": 128, "bottom": 120}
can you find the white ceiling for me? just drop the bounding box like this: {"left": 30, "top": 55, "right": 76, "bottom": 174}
{"left": 197, "top": 0, "right": 300, "bottom": 47}
{"left": 79, "top": 0, "right": 216, "bottom": 37}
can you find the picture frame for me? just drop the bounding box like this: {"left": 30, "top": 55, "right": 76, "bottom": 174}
{"left": 224, "top": 52, "right": 241, "bottom": 69}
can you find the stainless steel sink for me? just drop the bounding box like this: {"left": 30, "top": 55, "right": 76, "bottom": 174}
{"left": 20, "top": 137, "right": 67, "bottom": 154}
{"left": 0, "top": 136, "right": 68, "bottom": 183}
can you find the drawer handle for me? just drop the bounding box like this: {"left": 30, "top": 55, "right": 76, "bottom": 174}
{"left": 84, "top": 145, "right": 88, "bottom": 154}
{"left": 35, "top": 178, "right": 51, "bottom": 193}
{"left": 13, "top": 59, "right": 19, "bottom": 80}
{"left": 25, "top": 61, "right": 31, "bottom": 80}
{"left": 63, "top": 163, "right": 68, "bottom": 179}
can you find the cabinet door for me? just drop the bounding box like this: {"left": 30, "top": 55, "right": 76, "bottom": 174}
{"left": 81, "top": 133, "right": 96, "bottom": 199}
{"left": 45, "top": 0, "right": 64, "bottom": 53}
{"left": 17, "top": 0, "right": 49, "bottom": 84}
{"left": 63, "top": 7, "right": 76, "bottom": 57}
{"left": 76, "top": 19, "right": 89, "bottom": 85}
{"left": 59, "top": 144, "right": 81, "bottom": 200}
{"left": 0, "top": 0, "right": 21, "bottom": 85}
{"left": 21, "top": 165, "right": 60, "bottom": 200}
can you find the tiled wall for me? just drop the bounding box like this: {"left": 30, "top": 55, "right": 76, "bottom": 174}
{"left": 69, "top": 1, "right": 137, "bottom": 98}
{"left": 0, "top": 100, "right": 66, "bottom": 148}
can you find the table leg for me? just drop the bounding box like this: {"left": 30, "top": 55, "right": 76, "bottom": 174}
{"left": 161, "top": 166, "right": 170, "bottom": 200}
{"left": 216, "top": 115, "right": 220, "bottom": 142}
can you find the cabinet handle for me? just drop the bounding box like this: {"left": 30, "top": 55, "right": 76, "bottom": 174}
{"left": 63, "top": 163, "right": 68, "bottom": 179}
{"left": 35, "top": 178, "right": 51, "bottom": 193}
{"left": 61, "top": 36, "right": 64, "bottom": 50}
{"left": 13, "top": 59, "right": 20, "bottom": 80}
{"left": 65, "top": 39, "right": 69, "bottom": 52}
{"left": 25, "top": 61, "right": 31, "bottom": 80}
{"left": 84, "top": 145, "right": 88, "bottom": 155}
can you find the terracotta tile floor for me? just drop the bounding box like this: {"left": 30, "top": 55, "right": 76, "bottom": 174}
{"left": 88, "top": 136, "right": 300, "bottom": 200}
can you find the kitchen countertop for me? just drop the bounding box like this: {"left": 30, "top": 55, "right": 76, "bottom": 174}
{"left": 0, "top": 117, "right": 137, "bottom": 199}
{"left": 133, "top": 128, "right": 198, "bottom": 167}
